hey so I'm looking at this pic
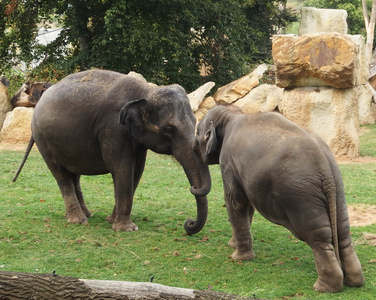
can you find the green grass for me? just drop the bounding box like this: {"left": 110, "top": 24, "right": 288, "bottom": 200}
{"left": 360, "top": 123, "right": 376, "bottom": 157}
{"left": 1, "top": 134, "right": 376, "bottom": 299}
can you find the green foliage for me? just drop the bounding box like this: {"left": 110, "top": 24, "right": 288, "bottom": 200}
{"left": 0, "top": 0, "right": 295, "bottom": 91}
{"left": 1, "top": 125, "right": 376, "bottom": 299}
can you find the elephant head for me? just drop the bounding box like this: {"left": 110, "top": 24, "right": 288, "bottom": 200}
{"left": 119, "top": 84, "right": 211, "bottom": 234}
{"left": 195, "top": 105, "right": 236, "bottom": 165}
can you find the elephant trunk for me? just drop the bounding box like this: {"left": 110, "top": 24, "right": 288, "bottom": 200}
{"left": 174, "top": 145, "right": 211, "bottom": 235}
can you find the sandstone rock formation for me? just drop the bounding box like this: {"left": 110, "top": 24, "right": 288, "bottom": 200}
{"left": 0, "top": 83, "right": 12, "bottom": 130}
{"left": 194, "top": 96, "right": 217, "bottom": 122}
{"left": 358, "top": 83, "right": 376, "bottom": 125}
{"left": 279, "top": 87, "right": 359, "bottom": 157}
{"left": 11, "top": 82, "right": 52, "bottom": 108}
{"left": 298, "top": 7, "right": 348, "bottom": 35}
{"left": 270, "top": 7, "right": 375, "bottom": 158}
{"left": 233, "top": 84, "right": 283, "bottom": 114}
{"left": 127, "top": 71, "right": 158, "bottom": 88}
{"left": 213, "top": 64, "right": 268, "bottom": 105}
{"left": 272, "top": 33, "right": 368, "bottom": 89}
{"left": 0, "top": 107, "right": 34, "bottom": 144}
{"left": 188, "top": 81, "right": 215, "bottom": 112}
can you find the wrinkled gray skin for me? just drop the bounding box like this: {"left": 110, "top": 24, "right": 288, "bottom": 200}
{"left": 30, "top": 69, "right": 211, "bottom": 233}
{"left": 195, "top": 106, "right": 364, "bottom": 293}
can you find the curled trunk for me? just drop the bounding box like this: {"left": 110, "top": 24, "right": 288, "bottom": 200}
{"left": 174, "top": 147, "right": 211, "bottom": 235}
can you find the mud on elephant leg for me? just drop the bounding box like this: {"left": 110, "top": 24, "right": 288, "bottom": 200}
{"left": 312, "top": 244, "right": 344, "bottom": 293}
{"left": 340, "top": 242, "right": 364, "bottom": 287}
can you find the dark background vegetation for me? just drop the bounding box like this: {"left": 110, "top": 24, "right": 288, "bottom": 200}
{"left": 2, "top": 0, "right": 373, "bottom": 94}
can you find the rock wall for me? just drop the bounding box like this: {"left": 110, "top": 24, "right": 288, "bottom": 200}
{"left": 0, "top": 83, "right": 12, "bottom": 130}
{"left": 298, "top": 7, "right": 348, "bottom": 35}
{"left": 271, "top": 7, "right": 375, "bottom": 158}
{"left": 279, "top": 87, "right": 359, "bottom": 157}
{"left": 0, "top": 107, "right": 34, "bottom": 144}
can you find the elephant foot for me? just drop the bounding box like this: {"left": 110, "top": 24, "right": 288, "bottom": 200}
{"left": 228, "top": 237, "right": 236, "bottom": 249}
{"left": 344, "top": 273, "right": 364, "bottom": 288}
{"left": 81, "top": 207, "right": 92, "bottom": 218}
{"left": 67, "top": 213, "right": 88, "bottom": 225}
{"left": 231, "top": 249, "right": 255, "bottom": 261}
{"left": 313, "top": 277, "right": 343, "bottom": 293}
{"left": 341, "top": 246, "right": 364, "bottom": 287}
{"left": 312, "top": 247, "right": 344, "bottom": 293}
{"left": 106, "top": 214, "right": 115, "bottom": 224}
{"left": 112, "top": 220, "right": 139, "bottom": 232}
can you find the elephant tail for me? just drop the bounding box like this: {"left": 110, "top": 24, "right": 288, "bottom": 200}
{"left": 322, "top": 147, "right": 341, "bottom": 265}
{"left": 12, "top": 136, "right": 35, "bottom": 182}
{"left": 327, "top": 179, "right": 340, "bottom": 264}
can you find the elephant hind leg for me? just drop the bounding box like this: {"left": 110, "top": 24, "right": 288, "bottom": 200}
{"left": 73, "top": 175, "right": 92, "bottom": 218}
{"left": 312, "top": 244, "right": 344, "bottom": 293}
{"left": 55, "top": 174, "right": 88, "bottom": 225}
{"left": 339, "top": 238, "right": 364, "bottom": 287}
{"left": 224, "top": 185, "right": 255, "bottom": 261}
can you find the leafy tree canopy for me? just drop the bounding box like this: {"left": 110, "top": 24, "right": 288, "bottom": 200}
{"left": 0, "top": 0, "right": 294, "bottom": 91}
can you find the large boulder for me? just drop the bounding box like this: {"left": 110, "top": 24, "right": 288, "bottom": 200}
{"left": 272, "top": 33, "right": 368, "bottom": 89}
{"left": 233, "top": 84, "right": 283, "bottom": 114}
{"left": 0, "top": 83, "right": 12, "bottom": 129}
{"left": 194, "top": 96, "right": 217, "bottom": 122}
{"left": 279, "top": 87, "right": 359, "bottom": 158}
{"left": 298, "top": 7, "right": 348, "bottom": 35}
{"left": 11, "top": 81, "right": 52, "bottom": 108}
{"left": 213, "top": 64, "right": 268, "bottom": 104}
{"left": 188, "top": 81, "right": 215, "bottom": 112}
{"left": 126, "top": 71, "right": 157, "bottom": 88}
{"left": 358, "top": 83, "right": 376, "bottom": 125}
{"left": 0, "top": 107, "right": 33, "bottom": 144}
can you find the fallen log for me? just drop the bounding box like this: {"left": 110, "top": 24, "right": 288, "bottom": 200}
{"left": 0, "top": 271, "right": 267, "bottom": 299}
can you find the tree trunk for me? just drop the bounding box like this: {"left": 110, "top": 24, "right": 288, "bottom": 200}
{"left": 362, "top": 0, "right": 376, "bottom": 65}
{"left": 0, "top": 271, "right": 267, "bottom": 300}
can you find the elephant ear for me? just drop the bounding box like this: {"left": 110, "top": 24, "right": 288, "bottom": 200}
{"left": 205, "top": 121, "right": 218, "bottom": 156}
{"left": 119, "top": 99, "right": 148, "bottom": 142}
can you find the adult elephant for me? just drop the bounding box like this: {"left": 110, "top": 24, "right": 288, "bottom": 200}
{"left": 14, "top": 69, "right": 211, "bottom": 233}
{"left": 194, "top": 105, "right": 363, "bottom": 293}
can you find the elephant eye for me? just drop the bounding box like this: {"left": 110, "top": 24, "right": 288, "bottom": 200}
{"left": 163, "top": 126, "right": 174, "bottom": 135}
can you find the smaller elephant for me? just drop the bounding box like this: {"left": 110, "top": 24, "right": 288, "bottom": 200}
{"left": 195, "top": 106, "right": 364, "bottom": 293}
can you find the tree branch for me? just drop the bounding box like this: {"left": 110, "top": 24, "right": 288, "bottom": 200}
{"left": 0, "top": 271, "right": 266, "bottom": 300}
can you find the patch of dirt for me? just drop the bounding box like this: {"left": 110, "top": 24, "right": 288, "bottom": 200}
{"left": 336, "top": 156, "right": 376, "bottom": 164}
{"left": 361, "top": 233, "right": 376, "bottom": 246}
{"left": 347, "top": 204, "right": 376, "bottom": 227}
{"left": 0, "top": 142, "right": 30, "bottom": 151}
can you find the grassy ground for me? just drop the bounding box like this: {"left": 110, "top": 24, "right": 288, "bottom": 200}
{"left": 0, "top": 126, "right": 375, "bottom": 299}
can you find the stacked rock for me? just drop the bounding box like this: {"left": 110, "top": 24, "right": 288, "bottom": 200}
{"left": 272, "top": 7, "right": 375, "bottom": 158}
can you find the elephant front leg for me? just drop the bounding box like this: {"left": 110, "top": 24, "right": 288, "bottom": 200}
{"left": 311, "top": 243, "right": 344, "bottom": 293}
{"left": 109, "top": 151, "right": 146, "bottom": 232}
{"left": 110, "top": 170, "right": 139, "bottom": 232}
